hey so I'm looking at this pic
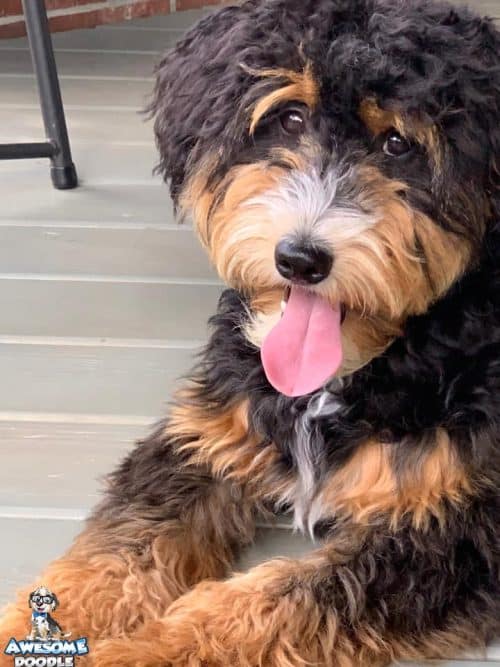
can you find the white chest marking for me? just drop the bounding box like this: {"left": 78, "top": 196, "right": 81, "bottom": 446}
{"left": 278, "top": 390, "right": 343, "bottom": 537}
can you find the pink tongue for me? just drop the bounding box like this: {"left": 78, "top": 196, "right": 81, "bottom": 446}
{"left": 261, "top": 286, "right": 343, "bottom": 397}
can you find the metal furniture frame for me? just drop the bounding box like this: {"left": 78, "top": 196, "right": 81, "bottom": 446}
{"left": 0, "top": 0, "right": 77, "bottom": 189}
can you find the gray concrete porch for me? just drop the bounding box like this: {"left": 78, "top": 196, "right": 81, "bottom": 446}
{"left": 0, "top": 3, "right": 499, "bottom": 664}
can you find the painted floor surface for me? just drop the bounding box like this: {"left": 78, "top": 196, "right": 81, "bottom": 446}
{"left": 0, "top": 3, "right": 499, "bottom": 664}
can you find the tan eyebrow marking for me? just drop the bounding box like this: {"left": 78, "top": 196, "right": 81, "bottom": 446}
{"left": 359, "top": 97, "right": 442, "bottom": 166}
{"left": 247, "top": 63, "right": 319, "bottom": 135}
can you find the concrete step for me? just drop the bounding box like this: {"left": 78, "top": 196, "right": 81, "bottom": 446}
{"left": 0, "top": 141, "right": 159, "bottom": 185}
{"left": 0, "top": 183, "right": 175, "bottom": 224}
{"left": 0, "top": 419, "right": 146, "bottom": 511}
{"left": 0, "top": 107, "right": 154, "bottom": 144}
{"left": 0, "top": 279, "right": 220, "bottom": 339}
{"left": 0, "top": 49, "right": 158, "bottom": 78}
{"left": 0, "top": 224, "right": 215, "bottom": 280}
{"left": 0, "top": 342, "right": 197, "bottom": 418}
{"left": 1, "top": 75, "right": 152, "bottom": 109}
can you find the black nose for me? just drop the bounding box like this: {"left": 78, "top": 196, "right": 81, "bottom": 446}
{"left": 275, "top": 239, "right": 333, "bottom": 285}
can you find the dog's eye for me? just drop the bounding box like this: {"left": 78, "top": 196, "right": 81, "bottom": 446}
{"left": 280, "top": 109, "right": 305, "bottom": 136}
{"left": 383, "top": 130, "right": 412, "bottom": 157}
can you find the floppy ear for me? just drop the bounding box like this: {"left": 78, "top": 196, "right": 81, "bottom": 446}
{"left": 50, "top": 593, "right": 59, "bottom": 612}
{"left": 148, "top": 6, "right": 247, "bottom": 201}
{"left": 148, "top": 3, "right": 307, "bottom": 204}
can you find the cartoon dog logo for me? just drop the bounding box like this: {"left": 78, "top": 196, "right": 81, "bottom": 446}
{"left": 27, "top": 586, "right": 70, "bottom": 641}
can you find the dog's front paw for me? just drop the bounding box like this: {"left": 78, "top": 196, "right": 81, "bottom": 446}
{"left": 90, "top": 631, "right": 206, "bottom": 667}
{"left": 90, "top": 579, "right": 257, "bottom": 667}
{"left": 92, "top": 570, "right": 290, "bottom": 667}
{"left": 91, "top": 636, "right": 164, "bottom": 667}
{"left": 91, "top": 619, "right": 184, "bottom": 667}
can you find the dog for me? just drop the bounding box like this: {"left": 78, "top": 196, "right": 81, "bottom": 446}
{"left": 1, "top": 0, "right": 499, "bottom": 665}
{"left": 26, "top": 587, "right": 68, "bottom": 641}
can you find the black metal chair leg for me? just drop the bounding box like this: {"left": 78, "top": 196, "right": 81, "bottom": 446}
{"left": 22, "top": 0, "right": 77, "bottom": 189}
{"left": 0, "top": 0, "right": 78, "bottom": 189}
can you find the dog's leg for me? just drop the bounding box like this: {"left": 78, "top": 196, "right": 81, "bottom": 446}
{"left": 91, "top": 522, "right": 499, "bottom": 667}
{"left": 0, "top": 394, "right": 273, "bottom": 658}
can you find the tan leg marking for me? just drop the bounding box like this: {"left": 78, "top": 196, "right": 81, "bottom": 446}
{"left": 167, "top": 391, "right": 291, "bottom": 500}
{"left": 89, "top": 549, "right": 386, "bottom": 667}
{"left": 0, "top": 401, "right": 264, "bottom": 652}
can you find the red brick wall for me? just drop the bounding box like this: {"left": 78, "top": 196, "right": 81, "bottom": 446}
{"left": 0, "top": 0, "right": 224, "bottom": 39}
